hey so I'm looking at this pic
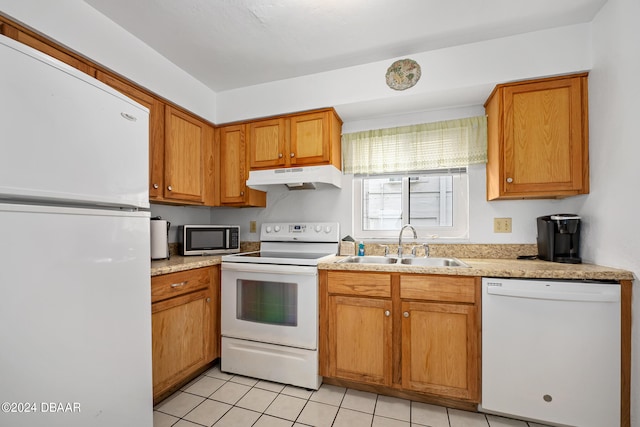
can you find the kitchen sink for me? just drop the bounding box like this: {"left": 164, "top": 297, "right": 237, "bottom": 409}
{"left": 339, "top": 256, "right": 398, "bottom": 264}
{"left": 399, "top": 257, "right": 469, "bottom": 267}
{"left": 338, "top": 256, "right": 469, "bottom": 267}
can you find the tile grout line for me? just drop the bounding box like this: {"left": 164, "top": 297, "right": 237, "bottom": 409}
{"left": 158, "top": 369, "right": 536, "bottom": 427}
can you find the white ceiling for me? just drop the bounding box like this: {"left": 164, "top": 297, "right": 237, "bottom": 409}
{"left": 85, "top": 0, "right": 606, "bottom": 93}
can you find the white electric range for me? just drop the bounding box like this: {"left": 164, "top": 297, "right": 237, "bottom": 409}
{"left": 220, "top": 222, "right": 339, "bottom": 389}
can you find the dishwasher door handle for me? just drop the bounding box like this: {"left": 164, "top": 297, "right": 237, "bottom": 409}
{"left": 486, "top": 286, "right": 620, "bottom": 303}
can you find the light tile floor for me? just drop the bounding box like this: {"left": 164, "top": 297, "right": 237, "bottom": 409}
{"left": 154, "top": 364, "right": 552, "bottom": 427}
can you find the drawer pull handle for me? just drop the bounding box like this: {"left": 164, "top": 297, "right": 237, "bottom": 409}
{"left": 170, "top": 281, "right": 187, "bottom": 288}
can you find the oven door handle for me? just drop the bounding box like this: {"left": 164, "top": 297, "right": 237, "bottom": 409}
{"left": 221, "top": 262, "right": 319, "bottom": 275}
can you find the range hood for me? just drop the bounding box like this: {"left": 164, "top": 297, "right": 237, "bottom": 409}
{"left": 246, "top": 165, "right": 342, "bottom": 190}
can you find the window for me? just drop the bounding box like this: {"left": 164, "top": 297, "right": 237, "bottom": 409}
{"left": 353, "top": 170, "right": 468, "bottom": 239}
{"left": 343, "top": 116, "right": 484, "bottom": 240}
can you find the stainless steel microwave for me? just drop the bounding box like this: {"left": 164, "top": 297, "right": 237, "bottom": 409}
{"left": 178, "top": 225, "right": 240, "bottom": 256}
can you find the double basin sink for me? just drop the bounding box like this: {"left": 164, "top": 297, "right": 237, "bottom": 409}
{"left": 338, "top": 255, "right": 469, "bottom": 267}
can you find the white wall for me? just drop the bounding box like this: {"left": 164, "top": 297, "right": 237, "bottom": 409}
{"left": 209, "top": 22, "right": 593, "bottom": 244}
{"left": 216, "top": 23, "right": 592, "bottom": 123}
{"left": 588, "top": 0, "right": 640, "bottom": 424}
{"left": 0, "top": 0, "right": 217, "bottom": 121}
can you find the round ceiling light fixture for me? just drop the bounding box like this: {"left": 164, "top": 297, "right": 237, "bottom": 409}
{"left": 385, "top": 58, "right": 421, "bottom": 91}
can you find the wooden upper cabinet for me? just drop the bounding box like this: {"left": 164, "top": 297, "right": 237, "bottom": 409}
{"left": 95, "top": 71, "right": 166, "bottom": 200}
{"left": 217, "top": 124, "right": 266, "bottom": 207}
{"left": 485, "top": 73, "right": 589, "bottom": 200}
{"left": 1, "top": 21, "right": 96, "bottom": 75}
{"left": 164, "top": 106, "right": 212, "bottom": 204}
{"left": 249, "top": 118, "right": 287, "bottom": 169}
{"left": 290, "top": 111, "right": 331, "bottom": 165}
{"left": 248, "top": 108, "right": 342, "bottom": 170}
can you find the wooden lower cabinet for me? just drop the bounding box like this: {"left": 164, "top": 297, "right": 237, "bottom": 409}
{"left": 320, "top": 271, "right": 480, "bottom": 405}
{"left": 151, "top": 266, "right": 219, "bottom": 403}
{"left": 401, "top": 301, "right": 478, "bottom": 400}
{"left": 328, "top": 295, "right": 392, "bottom": 385}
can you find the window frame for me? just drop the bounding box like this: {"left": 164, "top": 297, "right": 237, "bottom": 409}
{"left": 352, "top": 170, "right": 469, "bottom": 241}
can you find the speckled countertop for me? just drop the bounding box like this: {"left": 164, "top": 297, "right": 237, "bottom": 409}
{"left": 318, "top": 256, "right": 633, "bottom": 281}
{"left": 151, "top": 243, "right": 634, "bottom": 281}
{"left": 151, "top": 255, "right": 222, "bottom": 277}
{"left": 150, "top": 242, "right": 258, "bottom": 276}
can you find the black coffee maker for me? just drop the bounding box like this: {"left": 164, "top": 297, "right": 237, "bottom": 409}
{"left": 537, "top": 214, "right": 582, "bottom": 264}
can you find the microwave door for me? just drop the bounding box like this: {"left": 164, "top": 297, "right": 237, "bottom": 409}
{"left": 180, "top": 225, "right": 240, "bottom": 255}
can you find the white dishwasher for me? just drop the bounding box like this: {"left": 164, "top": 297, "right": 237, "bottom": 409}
{"left": 481, "top": 278, "right": 620, "bottom": 427}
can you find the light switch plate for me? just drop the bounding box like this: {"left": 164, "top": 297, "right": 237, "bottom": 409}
{"left": 494, "top": 217, "right": 512, "bottom": 233}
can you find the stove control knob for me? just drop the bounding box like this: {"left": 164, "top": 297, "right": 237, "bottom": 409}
{"left": 265, "top": 226, "right": 272, "bottom": 233}
{"left": 324, "top": 226, "right": 332, "bottom": 233}
{"left": 274, "top": 225, "right": 281, "bottom": 232}
{"left": 315, "top": 225, "right": 322, "bottom": 233}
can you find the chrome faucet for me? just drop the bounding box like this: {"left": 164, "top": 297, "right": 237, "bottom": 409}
{"left": 398, "top": 224, "right": 417, "bottom": 258}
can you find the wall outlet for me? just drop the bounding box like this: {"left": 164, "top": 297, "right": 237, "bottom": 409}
{"left": 249, "top": 220, "right": 257, "bottom": 233}
{"left": 494, "top": 217, "right": 512, "bottom": 233}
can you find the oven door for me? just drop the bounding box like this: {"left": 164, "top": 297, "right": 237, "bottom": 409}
{"left": 221, "top": 262, "right": 318, "bottom": 349}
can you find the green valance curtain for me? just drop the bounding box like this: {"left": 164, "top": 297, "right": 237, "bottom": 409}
{"left": 341, "top": 115, "right": 487, "bottom": 175}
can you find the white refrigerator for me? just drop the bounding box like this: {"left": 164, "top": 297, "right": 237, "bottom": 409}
{"left": 0, "top": 35, "right": 153, "bottom": 426}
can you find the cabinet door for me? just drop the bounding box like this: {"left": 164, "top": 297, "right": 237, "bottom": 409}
{"left": 249, "top": 118, "right": 287, "bottom": 169}
{"left": 289, "top": 111, "right": 330, "bottom": 166}
{"left": 487, "top": 74, "right": 589, "bottom": 199}
{"left": 164, "top": 106, "right": 208, "bottom": 203}
{"left": 327, "top": 295, "right": 392, "bottom": 385}
{"left": 96, "top": 71, "right": 165, "bottom": 200}
{"left": 151, "top": 288, "right": 212, "bottom": 401}
{"left": 401, "top": 301, "right": 479, "bottom": 401}
{"left": 219, "top": 124, "right": 248, "bottom": 204}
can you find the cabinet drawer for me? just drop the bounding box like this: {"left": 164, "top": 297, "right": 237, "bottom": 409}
{"left": 327, "top": 271, "right": 391, "bottom": 298}
{"left": 400, "top": 275, "right": 476, "bottom": 303}
{"left": 152, "top": 268, "right": 210, "bottom": 303}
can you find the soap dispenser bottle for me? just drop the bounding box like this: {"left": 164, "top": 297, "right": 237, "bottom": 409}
{"left": 358, "top": 241, "right": 365, "bottom": 256}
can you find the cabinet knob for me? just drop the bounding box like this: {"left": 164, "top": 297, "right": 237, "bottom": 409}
{"left": 206, "top": 297, "right": 211, "bottom": 303}
{"left": 153, "top": 183, "right": 159, "bottom": 189}
{"left": 290, "top": 152, "right": 295, "bottom": 158}
{"left": 506, "top": 177, "right": 513, "bottom": 183}
{"left": 240, "top": 191, "right": 244, "bottom": 196}
{"left": 279, "top": 153, "right": 283, "bottom": 158}
{"left": 384, "top": 310, "right": 390, "bottom": 317}
{"left": 167, "top": 185, "right": 173, "bottom": 191}
{"left": 403, "top": 311, "right": 410, "bottom": 318}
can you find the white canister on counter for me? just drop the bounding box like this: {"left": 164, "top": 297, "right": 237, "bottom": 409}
{"left": 150, "top": 217, "right": 170, "bottom": 260}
